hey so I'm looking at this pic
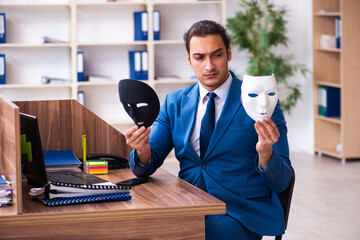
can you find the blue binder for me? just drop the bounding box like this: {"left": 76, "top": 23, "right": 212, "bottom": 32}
{"left": 134, "top": 11, "right": 148, "bottom": 41}
{"left": 0, "top": 54, "right": 5, "bottom": 84}
{"left": 335, "top": 18, "right": 341, "bottom": 49}
{"left": 42, "top": 192, "right": 132, "bottom": 207}
{"left": 78, "top": 91, "right": 85, "bottom": 106}
{"left": 153, "top": 10, "right": 160, "bottom": 40}
{"left": 129, "top": 50, "right": 148, "bottom": 80}
{"left": 0, "top": 13, "right": 5, "bottom": 44}
{"left": 141, "top": 51, "right": 148, "bottom": 80}
{"left": 319, "top": 86, "right": 340, "bottom": 117}
{"left": 129, "top": 50, "right": 142, "bottom": 80}
{"left": 77, "top": 51, "right": 84, "bottom": 82}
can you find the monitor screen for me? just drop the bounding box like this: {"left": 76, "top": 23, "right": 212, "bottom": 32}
{"left": 20, "top": 112, "right": 48, "bottom": 187}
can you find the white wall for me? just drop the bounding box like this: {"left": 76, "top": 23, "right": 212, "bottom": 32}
{"left": 226, "top": 0, "right": 314, "bottom": 154}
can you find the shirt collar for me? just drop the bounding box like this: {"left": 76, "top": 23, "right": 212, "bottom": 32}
{"left": 199, "top": 72, "right": 233, "bottom": 103}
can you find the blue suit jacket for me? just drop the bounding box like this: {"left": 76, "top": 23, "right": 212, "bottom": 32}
{"left": 129, "top": 71, "right": 293, "bottom": 236}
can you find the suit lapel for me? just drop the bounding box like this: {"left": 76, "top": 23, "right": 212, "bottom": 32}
{"left": 181, "top": 83, "right": 201, "bottom": 160}
{"left": 204, "top": 74, "right": 242, "bottom": 160}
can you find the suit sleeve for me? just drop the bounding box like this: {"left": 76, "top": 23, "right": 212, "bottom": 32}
{"left": 255, "top": 101, "right": 293, "bottom": 193}
{"left": 129, "top": 95, "right": 174, "bottom": 177}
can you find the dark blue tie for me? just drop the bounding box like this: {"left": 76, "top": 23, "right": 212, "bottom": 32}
{"left": 200, "top": 92, "right": 217, "bottom": 160}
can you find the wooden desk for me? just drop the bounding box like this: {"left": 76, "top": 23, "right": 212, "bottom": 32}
{"left": 0, "top": 98, "right": 225, "bottom": 239}
{"left": 0, "top": 168, "right": 225, "bottom": 239}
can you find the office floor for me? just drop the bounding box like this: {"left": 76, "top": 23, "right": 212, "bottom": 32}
{"left": 161, "top": 152, "right": 360, "bottom": 240}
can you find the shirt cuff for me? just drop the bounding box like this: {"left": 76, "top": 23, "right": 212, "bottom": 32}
{"left": 134, "top": 150, "right": 151, "bottom": 168}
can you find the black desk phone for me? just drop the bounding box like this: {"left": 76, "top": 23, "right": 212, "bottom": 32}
{"left": 80, "top": 154, "right": 129, "bottom": 170}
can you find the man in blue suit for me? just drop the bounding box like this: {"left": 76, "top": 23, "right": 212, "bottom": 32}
{"left": 125, "top": 20, "right": 293, "bottom": 240}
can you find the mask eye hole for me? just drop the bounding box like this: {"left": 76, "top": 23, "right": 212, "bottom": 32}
{"left": 136, "top": 103, "right": 148, "bottom": 108}
{"left": 248, "top": 93, "right": 258, "bottom": 98}
{"left": 268, "top": 92, "right": 276, "bottom": 96}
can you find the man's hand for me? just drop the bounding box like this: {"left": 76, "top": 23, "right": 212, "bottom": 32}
{"left": 254, "top": 118, "right": 280, "bottom": 170}
{"left": 125, "top": 126, "right": 152, "bottom": 165}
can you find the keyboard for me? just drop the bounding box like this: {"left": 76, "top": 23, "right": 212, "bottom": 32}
{"left": 47, "top": 171, "right": 107, "bottom": 185}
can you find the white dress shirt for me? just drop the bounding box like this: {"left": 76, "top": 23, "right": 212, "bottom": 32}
{"left": 190, "top": 73, "right": 233, "bottom": 157}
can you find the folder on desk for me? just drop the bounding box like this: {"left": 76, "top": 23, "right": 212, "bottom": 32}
{"left": 129, "top": 50, "right": 148, "bottom": 80}
{"left": 0, "top": 13, "right": 5, "bottom": 44}
{"left": 0, "top": 54, "right": 5, "bottom": 84}
{"left": 43, "top": 150, "right": 82, "bottom": 172}
{"left": 77, "top": 51, "right": 85, "bottom": 82}
{"left": 134, "top": 11, "right": 148, "bottom": 41}
{"left": 153, "top": 10, "right": 160, "bottom": 40}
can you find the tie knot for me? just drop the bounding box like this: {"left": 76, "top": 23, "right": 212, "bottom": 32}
{"left": 208, "top": 92, "right": 217, "bottom": 100}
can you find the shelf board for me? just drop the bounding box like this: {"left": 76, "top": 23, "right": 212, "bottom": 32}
{"left": 314, "top": 81, "right": 341, "bottom": 88}
{"left": 153, "top": 0, "right": 223, "bottom": 5}
{"left": 314, "top": 11, "right": 341, "bottom": 17}
{"left": 1, "top": 43, "right": 71, "bottom": 48}
{"left": 0, "top": 83, "right": 72, "bottom": 89}
{"left": 76, "top": 1, "right": 146, "bottom": 6}
{"left": 154, "top": 79, "right": 197, "bottom": 85}
{"left": 0, "top": 3, "right": 70, "bottom": 7}
{"left": 315, "top": 114, "right": 341, "bottom": 124}
{"left": 315, "top": 47, "right": 341, "bottom": 53}
{"left": 77, "top": 41, "right": 147, "bottom": 47}
{"left": 314, "top": 148, "right": 342, "bottom": 159}
{"left": 154, "top": 40, "right": 184, "bottom": 45}
{"left": 77, "top": 40, "right": 184, "bottom": 47}
{"left": 77, "top": 81, "right": 118, "bottom": 86}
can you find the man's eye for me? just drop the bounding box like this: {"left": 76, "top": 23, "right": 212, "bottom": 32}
{"left": 248, "top": 93, "right": 258, "bottom": 98}
{"left": 268, "top": 92, "right": 276, "bottom": 96}
{"left": 194, "top": 56, "right": 203, "bottom": 60}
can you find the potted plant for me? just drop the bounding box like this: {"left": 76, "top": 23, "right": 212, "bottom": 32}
{"left": 227, "top": 0, "right": 309, "bottom": 113}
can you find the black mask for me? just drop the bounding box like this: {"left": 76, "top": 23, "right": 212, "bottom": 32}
{"left": 118, "top": 79, "right": 160, "bottom": 128}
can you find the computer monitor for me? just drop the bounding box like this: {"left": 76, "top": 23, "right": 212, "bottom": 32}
{"left": 20, "top": 112, "right": 48, "bottom": 187}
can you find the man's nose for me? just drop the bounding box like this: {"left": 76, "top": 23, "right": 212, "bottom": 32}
{"left": 204, "top": 57, "right": 215, "bottom": 71}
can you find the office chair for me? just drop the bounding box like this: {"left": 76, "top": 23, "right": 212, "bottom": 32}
{"left": 275, "top": 169, "right": 295, "bottom": 240}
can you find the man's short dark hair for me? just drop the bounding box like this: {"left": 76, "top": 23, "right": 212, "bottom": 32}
{"left": 183, "top": 20, "right": 231, "bottom": 55}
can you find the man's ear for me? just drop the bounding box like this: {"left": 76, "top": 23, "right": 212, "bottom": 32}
{"left": 227, "top": 46, "right": 232, "bottom": 61}
{"left": 186, "top": 52, "right": 192, "bottom": 67}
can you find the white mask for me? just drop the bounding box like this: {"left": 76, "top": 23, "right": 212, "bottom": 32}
{"left": 241, "top": 74, "right": 278, "bottom": 121}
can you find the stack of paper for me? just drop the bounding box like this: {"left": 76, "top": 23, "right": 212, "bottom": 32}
{"left": 85, "top": 160, "right": 108, "bottom": 174}
{"left": 0, "top": 175, "right": 12, "bottom": 207}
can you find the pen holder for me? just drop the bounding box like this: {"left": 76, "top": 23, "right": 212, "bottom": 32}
{"left": 85, "top": 160, "right": 108, "bottom": 175}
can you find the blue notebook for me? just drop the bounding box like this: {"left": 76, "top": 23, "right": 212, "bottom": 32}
{"left": 0, "top": 175, "right": 7, "bottom": 185}
{"left": 43, "top": 150, "right": 81, "bottom": 166}
{"left": 42, "top": 192, "right": 132, "bottom": 207}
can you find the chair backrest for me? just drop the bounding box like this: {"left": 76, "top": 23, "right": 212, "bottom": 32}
{"left": 275, "top": 168, "right": 295, "bottom": 240}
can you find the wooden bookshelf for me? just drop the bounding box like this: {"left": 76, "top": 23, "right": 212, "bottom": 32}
{"left": 313, "top": 0, "right": 360, "bottom": 162}
{"left": 0, "top": 0, "right": 226, "bottom": 126}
